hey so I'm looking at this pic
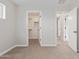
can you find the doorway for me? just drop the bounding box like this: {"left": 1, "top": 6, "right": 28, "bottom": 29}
{"left": 27, "top": 11, "right": 41, "bottom": 46}
{"left": 57, "top": 15, "right": 64, "bottom": 41}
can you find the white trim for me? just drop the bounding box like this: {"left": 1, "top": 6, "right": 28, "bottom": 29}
{"left": 0, "top": 44, "right": 28, "bottom": 56}
{"left": 40, "top": 43, "right": 57, "bottom": 47}
{"left": 0, "top": 45, "right": 16, "bottom": 56}
{"left": 16, "top": 45, "right": 28, "bottom": 47}
{"left": 39, "top": 40, "right": 57, "bottom": 47}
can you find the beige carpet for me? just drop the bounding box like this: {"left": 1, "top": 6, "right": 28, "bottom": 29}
{"left": 0, "top": 39, "right": 79, "bottom": 59}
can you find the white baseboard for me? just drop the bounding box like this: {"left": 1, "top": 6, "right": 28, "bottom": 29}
{"left": 0, "top": 45, "right": 16, "bottom": 56}
{"left": 0, "top": 41, "right": 56, "bottom": 56}
{"left": 0, "top": 44, "right": 28, "bottom": 56}
{"left": 16, "top": 45, "right": 28, "bottom": 47}
{"left": 40, "top": 43, "right": 56, "bottom": 47}
{"left": 39, "top": 40, "right": 57, "bottom": 47}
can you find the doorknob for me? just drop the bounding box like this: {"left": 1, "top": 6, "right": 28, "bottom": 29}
{"left": 73, "top": 31, "right": 77, "bottom": 33}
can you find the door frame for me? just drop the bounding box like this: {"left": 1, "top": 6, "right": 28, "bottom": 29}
{"left": 26, "top": 10, "right": 42, "bottom": 46}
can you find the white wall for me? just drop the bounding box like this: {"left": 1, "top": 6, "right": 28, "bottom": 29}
{"left": 16, "top": 0, "right": 58, "bottom": 46}
{"left": 0, "top": 0, "right": 16, "bottom": 55}
{"left": 16, "top": 7, "right": 28, "bottom": 45}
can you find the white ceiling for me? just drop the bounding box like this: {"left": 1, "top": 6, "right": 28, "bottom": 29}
{"left": 10, "top": 0, "right": 79, "bottom": 13}
{"left": 10, "top": 0, "right": 58, "bottom": 6}
{"left": 57, "top": 0, "right": 79, "bottom": 13}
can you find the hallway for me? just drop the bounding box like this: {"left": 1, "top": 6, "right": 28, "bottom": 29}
{"left": 0, "top": 39, "right": 79, "bottom": 59}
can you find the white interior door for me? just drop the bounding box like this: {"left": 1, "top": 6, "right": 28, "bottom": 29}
{"left": 68, "top": 8, "right": 77, "bottom": 52}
